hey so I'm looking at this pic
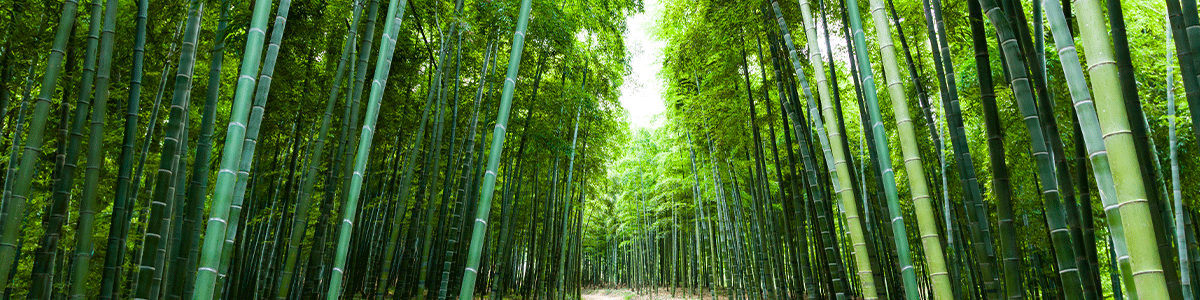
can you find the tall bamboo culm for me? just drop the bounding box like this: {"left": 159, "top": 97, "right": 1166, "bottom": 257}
{"left": 1168, "top": 12, "right": 1194, "bottom": 300}
{"left": 99, "top": 0, "right": 148, "bottom": 296}
{"left": 191, "top": 0, "right": 274, "bottom": 298}
{"left": 133, "top": 1, "right": 203, "bottom": 298}
{"left": 324, "top": 0, "right": 408, "bottom": 297}
{"left": 863, "top": 0, "right": 953, "bottom": 298}
{"left": 1042, "top": 0, "right": 1139, "bottom": 297}
{"left": 976, "top": 0, "right": 1086, "bottom": 298}
{"left": 780, "top": 0, "right": 877, "bottom": 298}
{"left": 457, "top": 0, "right": 535, "bottom": 298}
{"left": 0, "top": 0, "right": 81, "bottom": 292}
{"left": 68, "top": 0, "right": 119, "bottom": 296}
{"left": 842, "top": 0, "right": 921, "bottom": 298}
{"left": 1075, "top": 0, "right": 1171, "bottom": 298}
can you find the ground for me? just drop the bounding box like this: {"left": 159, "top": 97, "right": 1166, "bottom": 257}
{"left": 581, "top": 288, "right": 726, "bottom": 300}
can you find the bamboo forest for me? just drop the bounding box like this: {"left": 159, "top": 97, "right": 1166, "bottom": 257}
{"left": 3, "top": 0, "right": 1200, "bottom": 298}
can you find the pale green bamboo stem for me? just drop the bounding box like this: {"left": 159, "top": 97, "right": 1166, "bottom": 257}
{"left": 843, "top": 0, "right": 921, "bottom": 297}
{"left": 1075, "top": 0, "right": 1170, "bottom": 298}
{"left": 1042, "top": 1, "right": 1139, "bottom": 298}
{"left": 862, "top": 1, "right": 953, "bottom": 298}
{"left": 787, "top": 0, "right": 878, "bottom": 298}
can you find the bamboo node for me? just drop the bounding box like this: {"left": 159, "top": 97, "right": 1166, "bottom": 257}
{"left": 1086, "top": 60, "right": 1117, "bottom": 72}
{"left": 1130, "top": 269, "right": 1165, "bottom": 276}
{"left": 1101, "top": 129, "right": 1132, "bottom": 140}
{"left": 1116, "top": 198, "right": 1149, "bottom": 207}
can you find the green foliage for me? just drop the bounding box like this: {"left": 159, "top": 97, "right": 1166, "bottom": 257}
{"left": 582, "top": 0, "right": 1200, "bottom": 298}
{"left": 0, "top": 0, "right": 641, "bottom": 297}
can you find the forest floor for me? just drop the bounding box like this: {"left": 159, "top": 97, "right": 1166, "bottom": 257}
{"left": 581, "top": 288, "right": 728, "bottom": 300}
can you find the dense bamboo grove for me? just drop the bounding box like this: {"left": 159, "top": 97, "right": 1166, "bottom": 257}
{"left": 0, "top": 0, "right": 1199, "bottom": 299}
{"left": 584, "top": 0, "right": 1200, "bottom": 299}
{"left": 0, "top": 0, "right": 635, "bottom": 298}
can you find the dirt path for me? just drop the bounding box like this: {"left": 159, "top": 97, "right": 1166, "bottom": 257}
{"left": 581, "top": 293, "right": 625, "bottom": 300}
{"left": 581, "top": 289, "right": 628, "bottom": 300}
{"left": 581, "top": 288, "right": 720, "bottom": 300}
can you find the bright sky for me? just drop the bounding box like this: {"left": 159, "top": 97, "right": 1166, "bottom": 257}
{"left": 618, "top": 0, "right": 666, "bottom": 129}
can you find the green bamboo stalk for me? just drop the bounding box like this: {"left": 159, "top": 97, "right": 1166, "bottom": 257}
{"left": 1165, "top": 0, "right": 1200, "bottom": 150}
{"left": 161, "top": 92, "right": 192, "bottom": 300}
{"left": 211, "top": 101, "right": 260, "bottom": 298}
{"left": 29, "top": 0, "right": 104, "bottom": 296}
{"left": 779, "top": 1, "right": 878, "bottom": 298}
{"left": 276, "top": 3, "right": 364, "bottom": 299}
{"left": 1, "top": 64, "right": 30, "bottom": 225}
{"left": 1073, "top": 0, "right": 1171, "bottom": 298}
{"left": 456, "top": 0, "right": 534, "bottom": 297}
{"left": 557, "top": 88, "right": 586, "bottom": 300}
{"left": 215, "top": 0, "right": 295, "bottom": 295}
{"left": 50, "top": 42, "right": 74, "bottom": 227}
{"left": 1185, "top": 0, "right": 1200, "bottom": 105}
{"left": 132, "top": 1, "right": 203, "bottom": 298}
{"left": 767, "top": 3, "right": 846, "bottom": 297}
{"left": 444, "top": 38, "right": 500, "bottom": 300}
{"left": 0, "top": 59, "right": 31, "bottom": 298}
{"left": 1170, "top": 13, "right": 1193, "bottom": 300}
{"left": 170, "top": 1, "right": 234, "bottom": 298}
{"left": 1, "top": 17, "right": 45, "bottom": 213}
{"left": 922, "top": 0, "right": 1000, "bottom": 296}
{"left": 436, "top": 35, "right": 497, "bottom": 300}
{"left": 752, "top": 25, "right": 801, "bottom": 298}
{"left": 338, "top": 0, "right": 381, "bottom": 227}
{"left": 861, "top": 1, "right": 954, "bottom": 297}
{"left": 305, "top": 3, "right": 374, "bottom": 293}
{"left": 1042, "top": 1, "right": 1139, "bottom": 298}
{"left": 189, "top": 0, "right": 273, "bottom": 297}
{"left": 67, "top": 0, "right": 117, "bottom": 296}
{"left": 1017, "top": 11, "right": 1095, "bottom": 293}
{"left": 761, "top": 22, "right": 815, "bottom": 297}
{"left": 324, "top": 0, "right": 407, "bottom": 296}
{"left": 0, "top": 17, "right": 43, "bottom": 297}
{"left": 467, "top": 40, "right": 502, "bottom": 296}
{"left": 965, "top": 1, "right": 1026, "bottom": 298}
{"left": 976, "top": 1, "right": 1086, "bottom": 299}
{"left": 1108, "top": 0, "right": 1183, "bottom": 296}
{"left": 99, "top": 0, "right": 147, "bottom": 296}
{"left": 129, "top": 18, "right": 182, "bottom": 214}
{"left": 124, "top": 20, "right": 182, "bottom": 297}
{"left": 840, "top": 0, "right": 922, "bottom": 297}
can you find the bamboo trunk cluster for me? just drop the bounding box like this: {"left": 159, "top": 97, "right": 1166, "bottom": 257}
{"left": 0, "top": 0, "right": 1195, "bottom": 299}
